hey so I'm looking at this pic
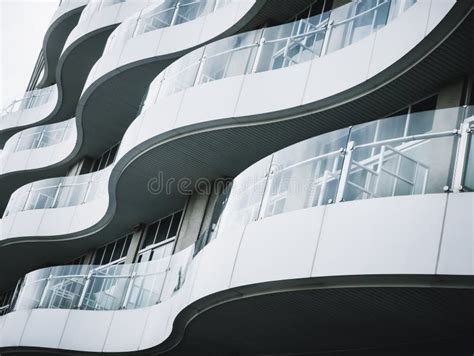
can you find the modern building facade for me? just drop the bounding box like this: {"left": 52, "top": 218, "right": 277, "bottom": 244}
{"left": 0, "top": 0, "right": 473, "bottom": 354}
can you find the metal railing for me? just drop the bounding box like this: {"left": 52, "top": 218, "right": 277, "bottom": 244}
{"left": 3, "top": 166, "right": 112, "bottom": 217}
{"left": 1, "top": 86, "right": 55, "bottom": 117}
{"left": 2, "top": 240, "right": 181, "bottom": 315}
{"left": 3, "top": 118, "right": 75, "bottom": 155}
{"left": 102, "top": 0, "right": 234, "bottom": 56}
{"left": 138, "top": 0, "right": 414, "bottom": 114}
{"left": 0, "top": 107, "right": 473, "bottom": 317}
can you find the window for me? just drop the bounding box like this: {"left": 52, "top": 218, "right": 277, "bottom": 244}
{"left": 92, "top": 234, "right": 132, "bottom": 266}
{"left": 90, "top": 142, "right": 120, "bottom": 173}
{"left": 137, "top": 210, "right": 183, "bottom": 262}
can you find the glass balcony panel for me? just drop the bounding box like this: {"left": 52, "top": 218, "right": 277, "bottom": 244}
{"left": 104, "top": 15, "right": 140, "bottom": 54}
{"left": 257, "top": 13, "right": 329, "bottom": 73}
{"left": 135, "top": 2, "right": 175, "bottom": 36}
{"left": 344, "top": 108, "right": 461, "bottom": 201}
{"left": 100, "top": 0, "right": 126, "bottom": 10}
{"left": 81, "top": 264, "right": 133, "bottom": 311}
{"left": 54, "top": 177, "right": 90, "bottom": 208}
{"left": 219, "top": 156, "right": 273, "bottom": 235}
{"left": 14, "top": 268, "right": 52, "bottom": 311}
{"left": 157, "top": 47, "right": 204, "bottom": 99}
{"left": 83, "top": 170, "right": 111, "bottom": 204}
{"left": 3, "top": 184, "right": 31, "bottom": 217}
{"left": 388, "top": 0, "right": 417, "bottom": 21}
{"left": 159, "top": 247, "right": 194, "bottom": 300}
{"left": 38, "top": 265, "right": 90, "bottom": 310}
{"left": 24, "top": 179, "right": 62, "bottom": 211}
{"left": 262, "top": 128, "right": 349, "bottom": 218}
{"left": 125, "top": 259, "right": 169, "bottom": 309}
{"left": 326, "top": 0, "right": 391, "bottom": 54}
{"left": 174, "top": 0, "right": 212, "bottom": 26}
{"left": 465, "top": 129, "right": 474, "bottom": 191}
{"left": 16, "top": 131, "right": 43, "bottom": 152}
{"left": 198, "top": 32, "right": 259, "bottom": 84}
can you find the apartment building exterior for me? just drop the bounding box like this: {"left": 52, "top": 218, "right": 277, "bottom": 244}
{"left": 0, "top": 0, "right": 473, "bottom": 354}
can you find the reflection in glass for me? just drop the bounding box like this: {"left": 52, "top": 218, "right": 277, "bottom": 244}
{"left": 138, "top": 0, "right": 416, "bottom": 108}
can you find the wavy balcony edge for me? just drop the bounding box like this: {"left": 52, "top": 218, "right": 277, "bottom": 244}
{"left": 0, "top": 0, "right": 266, "bottom": 212}
{"left": 0, "top": 0, "right": 152, "bottom": 146}
{"left": 36, "top": 0, "right": 89, "bottom": 89}
{"left": 0, "top": 0, "right": 472, "bottom": 291}
{"left": 0, "top": 191, "right": 473, "bottom": 353}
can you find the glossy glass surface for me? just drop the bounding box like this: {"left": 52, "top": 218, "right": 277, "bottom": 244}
{"left": 1, "top": 85, "right": 56, "bottom": 116}
{"left": 102, "top": 0, "right": 234, "bottom": 56}
{"left": 464, "top": 118, "right": 474, "bottom": 191}
{"left": 139, "top": 0, "right": 416, "bottom": 113}
{"left": 3, "top": 118, "right": 75, "bottom": 154}
{"left": 3, "top": 166, "right": 112, "bottom": 217}
{"left": 78, "top": 0, "right": 127, "bottom": 25}
{"left": 2, "top": 108, "right": 472, "bottom": 316}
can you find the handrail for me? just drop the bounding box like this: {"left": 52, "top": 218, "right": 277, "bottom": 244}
{"left": 137, "top": 0, "right": 416, "bottom": 114}
{"left": 1, "top": 107, "right": 473, "bottom": 317}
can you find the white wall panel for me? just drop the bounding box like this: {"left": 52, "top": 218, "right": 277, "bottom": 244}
{"left": 231, "top": 207, "right": 325, "bottom": 287}
{"left": 59, "top": 310, "right": 113, "bottom": 351}
{"left": 437, "top": 192, "right": 474, "bottom": 275}
{"left": 367, "top": 0, "right": 431, "bottom": 77}
{"left": 0, "top": 310, "right": 30, "bottom": 347}
{"left": 103, "top": 308, "right": 149, "bottom": 352}
{"left": 20, "top": 309, "right": 70, "bottom": 349}
{"left": 312, "top": 194, "right": 447, "bottom": 276}
{"left": 235, "top": 62, "right": 312, "bottom": 119}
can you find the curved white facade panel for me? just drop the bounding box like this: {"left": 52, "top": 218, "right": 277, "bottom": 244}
{"left": 0, "top": 192, "right": 472, "bottom": 352}
{"left": 37, "top": 0, "right": 89, "bottom": 88}
{"left": 1, "top": 0, "right": 473, "bottom": 354}
{"left": 82, "top": 0, "right": 257, "bottom": 91}
{"left": 0, "top": 86, "right": 58, "bottom": 141}
{"left": 121, "top": 0, "right": 453, "bottom": 156}
{"left": 0, "top": 119, "right": 76, "bottom": 176}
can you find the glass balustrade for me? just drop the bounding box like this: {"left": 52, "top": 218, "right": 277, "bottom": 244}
{"left": 3, "top": 166, "right": 112, "bottom": 217}
{"left": 77, "top": 0, "right": 126, "bottom": 25}
{"left": 12, "top": 255, "right": 172, "bottom": 313}
{"left": 1, "top": 107, "right": 472, "bottom": 317}
{"left": 1, "top": 86, "right": 56, "bottom": 117}
{"left": 102, "top": 0, "right": 234, "bottom": 56}
{"left": 137, "top": 0, "right": 417, "bottom": 114}
{"left": 3, "top": 118, "right": 75, "bottom": 154}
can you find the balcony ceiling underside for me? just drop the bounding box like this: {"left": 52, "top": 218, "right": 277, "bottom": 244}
{"left": 76, "top": 0, "right": 318, "bottom": 159}
{"left": 0, "top": 27, "right": 113, "bottom": 147}
{"left": 37, "top": 4, "right": 87, "bottom": 89}
{"left": 2, "top": 276, "right": 474, "bottom": 355}
{"left": 164, "top": 276, "right": 474, "bottom": 355}
{"left": 0, "top": 4, "right": 472, "bottom": 292}
{"left": 0, "top": 0, "right": 314, "bottom": 211}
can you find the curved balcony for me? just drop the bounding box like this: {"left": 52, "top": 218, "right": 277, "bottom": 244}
{"left": 0, "top": 108, "right": 473, "bottom": 352}
{"left": 0, "top": 1, "right": 155, "bottom": 149}
{"left": 0, "top": 86, "right": 58, "bottom": 147}
{"left": 0, "top": 0, "right": 88, "bottom": 145}
{"left": 36, "top": 0, "right": 89, "bottom": 89}
{"left": 0, "top": 0, "right": 471, "bottom": 289}
{"left": 74, "top": 0, "right": 300, "bottom": 159}
{"left": 0, "top": 119, "right": 77, "bottom": 213}
{"left": 1, "top": 102, "right": 472, "bottom": 295}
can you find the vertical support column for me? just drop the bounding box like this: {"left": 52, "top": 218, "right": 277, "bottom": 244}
{"left": 77, "top": 270, "right": 93, "bottom": 309}
{"left": 320, "top": 20, "right": 333, "bottom": 56}
{"left": 193, "top": 55, "right": 207, "bottom": 86}
{"left": 452, "top": 119, "right": 473, "bottom": 193}
{"left": 251, "top": 33, "right": 265, "bottom": 74}
{"left": 125, "top": 226, "right": 145, "bottom": 264}
{"left": 38, "top": 273, "right": 53, "bottom": 308}
{"left": 174, "top": 193, "right": 210, "bottom": 253}
{"left": 335, "top": 141, "right": 354, "bottom": 203}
